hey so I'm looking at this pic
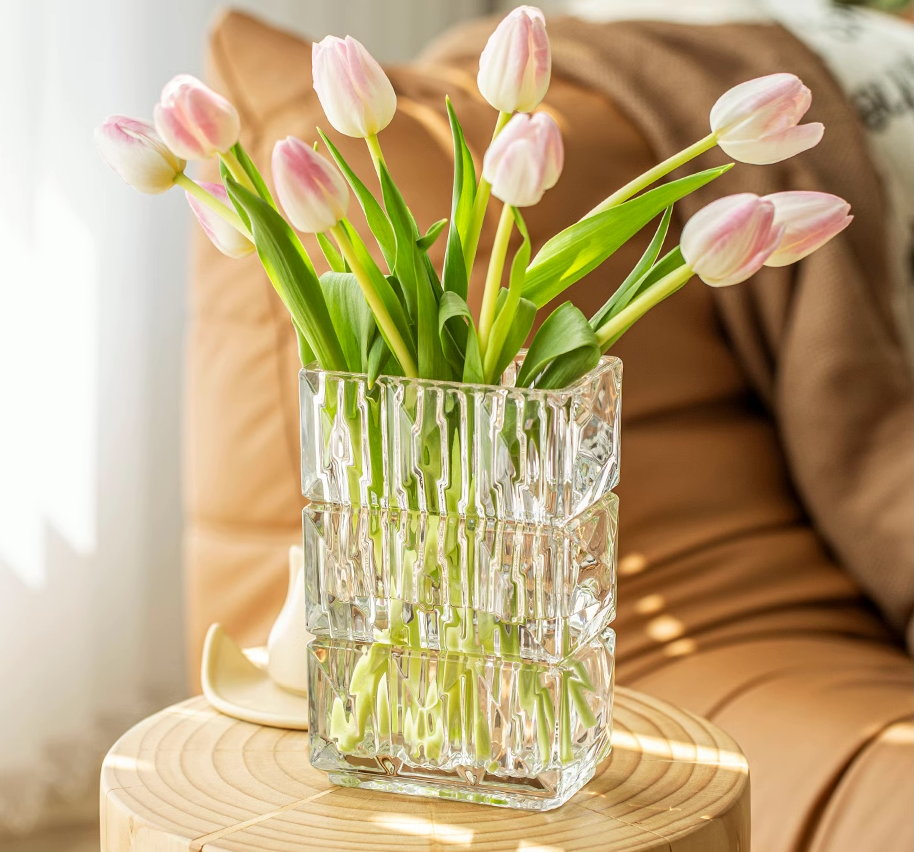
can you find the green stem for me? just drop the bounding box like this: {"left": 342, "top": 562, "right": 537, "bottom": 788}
{"left": 462, "top": 110, "right": 512, "bottom": 275}
{"left": 174, "top": 173, "right": 252, "bottom": 239}
{"left": 583, "top": 133, "right": 719, "bottom": 220}
{"left": 595, "top": 263, "right": 694, "bottom": 350}
{"left": 219, "top": 149, "right": 257, "bottom": 193}
{"left": 330, "top": 222, "right": 419, "bottom": 377}
{"left": 477, "top": 203, "right": 514, "bottom": 356}
{"left": 365, "top": 134, "right": 386, "bottom": 177}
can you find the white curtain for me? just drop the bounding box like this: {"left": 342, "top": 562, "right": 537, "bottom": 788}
{"left": 0, "top": 0, "right": 510, "bottom": 837}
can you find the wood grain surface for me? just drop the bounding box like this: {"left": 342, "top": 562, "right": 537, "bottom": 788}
{"left": 101, "top": 688, "right": 749, "bottom": 852}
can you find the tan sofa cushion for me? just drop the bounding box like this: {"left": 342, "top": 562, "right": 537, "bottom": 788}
{"left": 185, "top": 11, "right": 913, "bottom": 851}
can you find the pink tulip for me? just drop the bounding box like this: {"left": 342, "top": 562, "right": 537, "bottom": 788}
{"left": 153, "top": 74, "right": 240, "bottom": 160}
{"left": 763, "top": 191, "right": 852, "bottom": 266}
{"left": 272, "top": 137, "right": 350, "bottom": 233}
{"left": 477, "top": 6, "right": 551, "bottom": 114}
{"left": 186, "top": 182, "right": 255, "bottom": 258}
{"left": 681, "top": 193, "right": 784, "bottom": 287}
{"left": 311, "top": 36, "right": 396, "bottom": 139}
{"left": 482, "top": 112, "right": 563, "bottom": 207}
{"left": 711, "top": 74, "right": 824, "bottom": 165}
{"left": 95, "top": 115, "right": 185, "bottom": 194}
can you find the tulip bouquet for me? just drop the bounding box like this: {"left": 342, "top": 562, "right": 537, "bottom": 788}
{"left": 98, "top": 5, "right": 852, "bottom": 810}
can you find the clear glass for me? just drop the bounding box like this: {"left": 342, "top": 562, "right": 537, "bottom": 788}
{"left": 308, "top": 630, "right": 615, "bottom": 810}
{"left": 300, "top": 354, "right": 622, "bottom": 810}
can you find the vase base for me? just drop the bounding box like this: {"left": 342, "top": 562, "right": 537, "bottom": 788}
{"left": 319, "top": 746, "right": 610, "bottom": 811}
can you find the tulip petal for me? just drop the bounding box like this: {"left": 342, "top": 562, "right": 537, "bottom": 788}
{"left": 95, "top": 115, "right": 185, "bottom": 195}
{"left": 154, "top": 75, "right": 240, "bottom": 160}
{"left": 718, "top": 122, "right": 824, "bottom": 165}
{"left": 711, "top": 73, "right": 809, "bottom": 138}
{"left": 478, "top": 6, "right": 551, "bottom": 114}
{"left": 482, "top": 111, "right": 562, "bottom": 207}
{"left": 312, "top": 36, "right": 396, "bottom": 138}
{"left": 682, "top": 193, "right": 784, "bottom": 287}
{"left": 273, "top": 136, "right": 350, "bottom": 233}
{"left": 764, "top": 190, "right": 852, "bottom": 266}
{"left": 187, "top": 181, "right": 255, "bottom": 258}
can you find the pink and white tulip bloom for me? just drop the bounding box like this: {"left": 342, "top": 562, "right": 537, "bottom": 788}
{"left": 186, "top": 182, "right": 255, "bottom": 259}
{"left": 478, "top": 6, "right": 551, "bottom": 114}
{"left": 681, "top": 193, "right": 784, "bottom": 287}
{"left": 312, "top": 36, "right": 397, "bottom": 139}
{"left": 95, "top": 115, "right": 185, "bottom": 194}
{"left": 710, "top": 73, "right": 824, "bottom": 165}
{"left": 482, "top": 111, "right": 564, "bottom": 207}
{"left": 763, "top": 191, "right": 852, "bottom": 266}
{"left": 153, "top": 74, "right": 241, "bottom": 160}
{"left": 273, "top": 137, "right": 350, "bottom": 233}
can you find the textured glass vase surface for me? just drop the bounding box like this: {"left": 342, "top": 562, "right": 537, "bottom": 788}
{"left": 301, "top": 355, "right": 621, "bottom": 810}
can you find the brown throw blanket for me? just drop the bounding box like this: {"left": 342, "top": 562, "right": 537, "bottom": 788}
{"left": 423, "top": 17, "right": 914, "bottom": 648}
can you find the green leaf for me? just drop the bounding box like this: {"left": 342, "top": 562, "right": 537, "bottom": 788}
{"left": 523, "top": 165, "right": 732, "bottom": 307}
{"left": 599, "top": 247, "right": 687, "bottom": 352}
{"left": 484, "top": 208, "right": 531, "bottom": 383}
{"left": 367, "top": 334, "right": 389, "bottom": 384}
{"left": 377, "top": 162, "right": 450, "bottom": 379}
{"left": 492, "top": 294, "right": 536, "bottom": 382}
{"left": 319, "top": 130, "right": 396, "bottom": 271}
{"left": 320, "top": 272, "right": 377, "bottom": 373}
{"left": 316, "top": 232, "right": 346, "bottom": 273}
{"left": 230, "top": 142, "right": 277, "bottom": 209}
{"left": 438, "top": 291, "right": 484, "bottom": 384}
{"left": 340, "top": 219, "right": 417, "bottom": 370}
{"left": 219, "top": 160, "right": 251, "bottom": 231}
{"left": 224, "top": 177, "right": 347, "bottom": 372}
{"left": 378, "top": 161, "right": 421, "bottom": 321}
{"left": 516, "top": 302, "right": 600, "bottom": 389}
{"left": 417, "top": 219, "right": 447, "bottom": 251}
{"left": 417, "top": 262, "right": 452, "bottom": 381}
{"left": 590, "top": 206, "right": 672, "bottom": 330}
{"left": 293, "top": 319, "right": 315, "bottom": 368}
{"left": 617, "top": 245, "right": 685, "bottom": 317}
{"left": 446, "top": 98, "right": 477, "bottom": 245}
{"left": 442, "top": 98, "right": 476, "bottom": 299}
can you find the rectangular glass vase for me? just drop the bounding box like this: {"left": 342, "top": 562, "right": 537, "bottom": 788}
{"left": 300, "top": 355, "right": 622, "bottom": 810}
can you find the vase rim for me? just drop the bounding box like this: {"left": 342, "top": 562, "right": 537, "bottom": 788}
{"left": 300, "top": 352, "right": 622, "bottom": 397}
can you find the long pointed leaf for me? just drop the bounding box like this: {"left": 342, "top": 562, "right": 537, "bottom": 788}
{"left": 224, "top": 178, "right": 347, "bottom": 372}
{"left": 492, "top": 294, "right": 536, "bottom": 382}
{"left": 590, "top": 206, "right": 672, "bottom": 330}
{"left": 443, "top": 98, "right": 476, "bottom": 298}
{"left": 319, "top": 130, "right": 396, "bottom": 270}
{"left": 523, "top": 165, "right": 732, "bottom": 307}
{"left": 317, "top": 232, "right": 346, "bottom": 273}
{"left": 379, "top": 161, "right": 420, "bottom": 321}
{"left": 230, "top": 142, "right": 277, "bottom": 209}
{"left": 320, "top": 272, "right": 377, "bottom": 373}
{"left": 439, "top": 292, "right": 483, "bottom": 384}
{"left": 340, "top": 219, "right": 417, "bottom": 368}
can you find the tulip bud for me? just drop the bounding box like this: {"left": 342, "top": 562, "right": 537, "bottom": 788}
{"left": 681, "top": 193, "right": 784, "bottom": 287}
{"left": 763, "top": 191, "right": 852, "bottom": 267}
{"left": 478, "top": 6, "right": 551, "bottom": 114}
{"left": 272, "top": 137, "right": 350, "bottom": 233}
{"left": 153, "top": 74, "right": 241, "bottom": 160}
{"left": 311, "top": 36, "right": 397, "bottom": 139}
{"left": 482, "top": 112, "right": 563, "bottom": 207}
{"left": 711, "top": 73, "right": 824, "bottom": 165}
{"left": 95, "top": 115, "right": 185, "bottom": 194}
{"left": 186, "top": 182, "right": 255, "bottom": 259}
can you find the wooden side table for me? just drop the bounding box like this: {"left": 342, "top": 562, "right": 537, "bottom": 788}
{"left": 101, "top": 688, "right": 749, "bottom": 851}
